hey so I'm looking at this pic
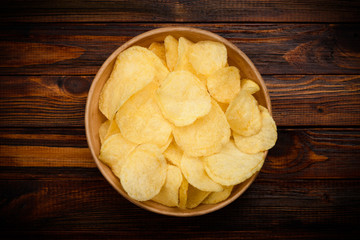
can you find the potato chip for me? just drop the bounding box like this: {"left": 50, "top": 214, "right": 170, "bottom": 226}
{"left": 186, "top": 184, "right": 210, "bottom": 209}
{"left": 181, "top": 154, "right": 223, "bottom": 192}
{"left": 189, "top": 40, "right": 227, "bottom": 76}
{"left": 149, "top": 42, "right": 167, "bottom": 66}
{"left": 173, "top": 37, "right": 207, "bottom": 85}
{"left": 156, "top": 70, "right": 211, "bottom": 126}
{"left": 178, "top": 177, "right": 188, "bottom": 209}
{"left": 207, "top": 66, "right": 241, "bottom": 103}
{"left": 115, "top": 81, "right": 172, "bottom": 147}
{"left": 104, "top": 120, "right": 120, "bottom": 140}
{"left": 99, "top": 120, "right": 110, "bottom": 144}
{"left": 204, "top": 140, "right": 265, "bottom": 186}
{"left": 152, "top": 165, "right": 183, "bottom": 207}
{"left": 164, "top": 35, "right": 178, "bottom": 71}
{"left": 241, "top": 79, "right": 260, "bottom": 95}
{"left": 159, "top": 134, "right": 173, "bottom": 153}
{"left": 225, "top": 90, "right": 262, "bottom": 136}
{"left": 202, "top": 185, "right": 234, "bottom": 204}
{"left": 99, "top": 46, "right": 168, "bottom": 120}
{"left": 120, "top": 144, "right": 167, "bottom": 201}
{"left": 174, "top": 37, "right": 194, "bottom": 72}
{"left": 99, "top": 133, "right": 137, "bottom": 172}
{"left": 173, "top": 99, "right": 230, "bottom": 157}
{"left": 163, "top": 141, "right": 183, "bottom": 167}
{"left": 234, "top": 106, "right": 277, "bottom": 154}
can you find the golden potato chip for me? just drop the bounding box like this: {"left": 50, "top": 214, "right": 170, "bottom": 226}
{"left": 174, "top": 37, "right": 194, "bottom": 72}
{"left": 156, "top": 70, "right": 211, "bottom": 126}
{"left": 159, "top": 134, "right": 173, "bottom": 153}
{"left": 234, "top": 106, "right": 277, "bottom": 154}
{"left": 241, "top": 79, "right": 260, "bottom": 95}
{"left": 173, "top": 37, "right": 207, "bottom": 85}
{"left": 99, "top": 120, "right": 110, "bottom": 144}
{"left": 207, "top": 66, "right": 241, "bottom": 103}
{"left": 173, "top": 100, "right": 230, "bottom": 157}
{"left": 152, "top": 165, "right": 183, "bottom": 207}
{"left": 188, "top": 40, "right": 227, "bottom": 76}
{"left": 99, "top": 133, "right": 137, "bottom": 171}
{"left": 149, "top": 42, "right": 167, "bottom": 66}
{"left": 115, "top": 82, "right": 172, "bottom": 147}
{"left": 225, "top": 90, "right": 262, "bottom": 136}
{"left": 120, "top": 144, "right": 167, "bottom": 201}
{"left": 164, "top": 35, "right": 178, "bottom": 71}
{"left": 186, "top": 184, "right": 210, "bottom": 209}
{"left": 202, "top": 185, "right": 234, "bottom": 204}
{"left": 178, "top": 177, "right": 188, "bottom": 209}
{"left": 104, "top": 120, "right": 120, "bottom": 140}
{"left": 181, "top": 155, "right": 223, "bottom": 192}
{"left": 204, "top": 140, "right": 265, "bottom": 186}
{"left": 163, "top": 141, "right": 183, "bottom": 167}
{"left": 99, "top": 46, "right": 168, "bottom": 120}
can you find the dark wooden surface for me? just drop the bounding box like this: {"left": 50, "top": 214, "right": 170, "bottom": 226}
{"left": 1, "top": 1, "right": 360, "bottom": 239}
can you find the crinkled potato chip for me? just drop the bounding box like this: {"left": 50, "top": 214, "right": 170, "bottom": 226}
{"left": 173, "top": 100, "right": 230, "bottom": 157}
{"left": 204, "top": 140, "right": 265, "bottom": 186}
{"left": 241, "top": 79, "right": 260, "bottom": 95}
{"left": 152, "top": 165, "right": 183, "bottom": 207}
{"left": 189, "top": 40, "right": 227, "bottom": 76}
{"left": 234, "top": 106, "right": 277, "bottom": 154}
{"left": 186, "top": 184, "right": 210, "bottom": 209}
{"left": 207, "top": 66, "right": 241, "bottom": 103}
{"left": 99, "top": 133, "right": 137, "bottom": 172}
{"left": 116, "top": 82, "right": 172, "bottom": 147}
{"left": 99, "top": 120, "right": 110, "bottom": 144}
{"left": 149, "top": 42, "right": 167, "bottom": 66}
{"left": 156, "top": 70, "right": 211, "bottom": 126}
{"left": 120, "top": 144, "right": 167, "bottom": 201}
{"left": 99, "top": 46, "right": 169, "bottom": 120}
{"left": 178, "top": 177, "right": 188, "bottom": 209}
{"left": 104, "top": 120, "right": 120, "bottom": 140}
{"left": 163, "top": 141, "right": 183, "bottom": 167}
{"left": 181, "top": 154, "right": 223, "bottom": 192}
{"left": 225, "top": 90, "right": 262, "bottom": 137}
{"left": 202, "top": 186, "right": 234, "bottom": 204}
{"left": 164, "top": 35, "right": 178, "bottom": 71}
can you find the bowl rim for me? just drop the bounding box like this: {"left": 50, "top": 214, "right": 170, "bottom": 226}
{"left": 85, "top": 26, "right": 270, "bottom": 217}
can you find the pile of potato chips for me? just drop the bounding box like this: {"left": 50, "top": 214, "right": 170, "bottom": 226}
{"left": 98, "top": 35, "right": 277, "bottom": 209}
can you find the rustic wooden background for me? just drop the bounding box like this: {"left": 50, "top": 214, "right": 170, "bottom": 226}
{"left": 1, "top": 0, "right": 360, "bottom": 239}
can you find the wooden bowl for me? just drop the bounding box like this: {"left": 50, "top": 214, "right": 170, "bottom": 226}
{"left": 85, "top": 27, "right": 271, "bottom": 217}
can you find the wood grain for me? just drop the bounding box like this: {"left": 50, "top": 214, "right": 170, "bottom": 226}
{"left": 0, "top": 0, "right": 359, "bottom": 23}
{"left": 1, "top": 129, "right": 359, "bottom": 180}
{"left": 3, "top": 230, "right": 359, "bottom": 240}
{"left": 1, "top": 75, "right": 359, "bottom": 127}
{"left": 0, "top": 24, "right": 359, "bottom": 75}
{"left": 0, "top": 178, "right": 358, "bottom": 234}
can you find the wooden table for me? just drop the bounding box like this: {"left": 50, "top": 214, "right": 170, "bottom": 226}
{"left": 1, "top": 1, "right": 359, "bottom": 239}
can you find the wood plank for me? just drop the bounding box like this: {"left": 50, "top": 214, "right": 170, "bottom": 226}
{"left": 1, "top": 75, "right": 359, "bottom": 127}
{"left": 0, "top": 0, "right": 359, "bottom": 23}
{"left": 267, "top": 75, "right": 360, "bottom": 126}
{"left": 1, "top": 129, "right": 359, "bottom": 179}
{"left": 4, "top": 230, "right": 357, "bottom": 240}
{"left": 0, "top": 76, "right": 90, "bottom": 128}
{"left": 0, "top": 23, "right": 359, "bottom": 75}
{"left": 0, "top": 178, "right": 358, "bottom": 234}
